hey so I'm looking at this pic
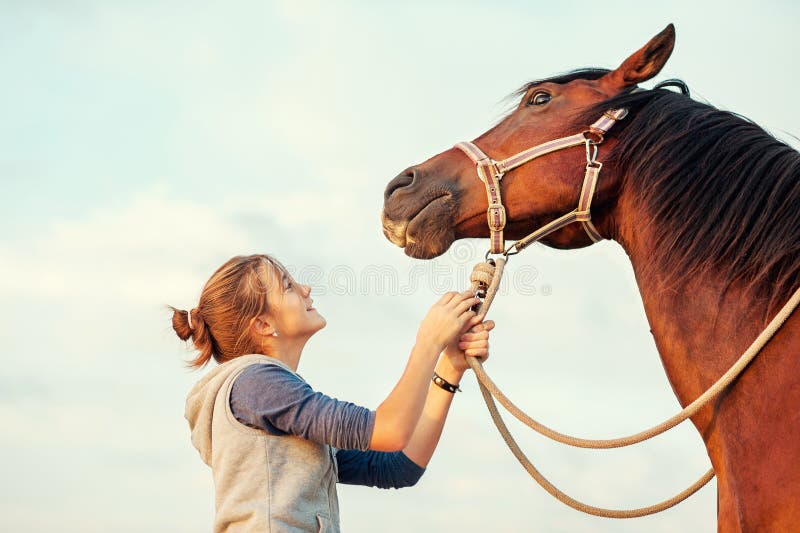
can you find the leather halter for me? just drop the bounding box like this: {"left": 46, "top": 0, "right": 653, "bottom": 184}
{"left": 455, "top": 108, "right": 628, "bottom": 255}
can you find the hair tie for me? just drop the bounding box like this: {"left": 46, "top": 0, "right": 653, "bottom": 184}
{"left": 187, "top": 309, "right": 194, "bottom": 330}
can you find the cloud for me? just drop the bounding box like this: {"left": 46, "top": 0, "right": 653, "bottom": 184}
{"left": 0, "top": 185, "right": 251, "bottom": 304}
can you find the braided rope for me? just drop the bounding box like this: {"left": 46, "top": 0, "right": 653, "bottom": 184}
{"left": 474, "top": 375, "right": 716, "bottom": 517}
{"left": 465, "top": 259, "right": 800, "bottom": 517}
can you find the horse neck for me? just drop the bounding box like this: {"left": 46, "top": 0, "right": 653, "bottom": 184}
{"left": 605, "top": 184, "right": 781, "bottom": 433}
{"left": 607, "top": 178, "right": 800, "bottom": 530}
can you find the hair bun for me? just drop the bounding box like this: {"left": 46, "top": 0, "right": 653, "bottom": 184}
{"left": 169, "top": 306, "right": 193, "bottom": 341}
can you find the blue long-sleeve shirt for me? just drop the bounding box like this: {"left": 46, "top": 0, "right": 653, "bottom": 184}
{"left": 229, "top": 363, "right": 425, "bottom": 489}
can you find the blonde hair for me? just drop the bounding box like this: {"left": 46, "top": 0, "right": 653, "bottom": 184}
{"left": 169, "top": 254, "right": 289, "bottom": 369}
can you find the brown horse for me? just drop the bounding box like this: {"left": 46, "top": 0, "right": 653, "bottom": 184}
{"left": 381, "top": 24, "right": 800, "bottom": 532}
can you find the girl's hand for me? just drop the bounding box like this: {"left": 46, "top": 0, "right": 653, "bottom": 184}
{"left": 417, "top": 290, "right": 481, "bottom": 351}
{"left": 443, "top": 320, "right": 495, "bottom": 373}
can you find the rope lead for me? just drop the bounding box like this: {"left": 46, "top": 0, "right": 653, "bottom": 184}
{"left": 464, "top": 257, "right": 800, "bottom": 517}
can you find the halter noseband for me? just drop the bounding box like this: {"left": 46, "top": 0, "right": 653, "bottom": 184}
{"left": 455, "top": 108, "right": 628, "bottom": 255}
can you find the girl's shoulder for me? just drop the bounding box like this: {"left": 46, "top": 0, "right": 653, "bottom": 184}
{"left": 235, "top": 361, "right": 306, "bottom": 390}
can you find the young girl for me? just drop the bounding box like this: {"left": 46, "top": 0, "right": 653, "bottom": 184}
{"left": 171, "top": 254, "right": 494, "bottom": 532}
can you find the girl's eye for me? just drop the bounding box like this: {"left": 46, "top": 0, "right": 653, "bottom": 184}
{"left": 528, "top": 92, "right": 551, "bottom": 106}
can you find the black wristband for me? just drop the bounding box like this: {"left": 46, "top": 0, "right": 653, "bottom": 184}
{"left": 432, "top": 371, "right": 462, "bottom": 393}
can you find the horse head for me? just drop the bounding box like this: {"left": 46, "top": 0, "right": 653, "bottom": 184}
{"left": 381, "top": 24, "right": 675, "bottom": 259}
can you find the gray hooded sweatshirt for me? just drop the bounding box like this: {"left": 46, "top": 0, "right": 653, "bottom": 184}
{"left": 185, "top": 354, "right": 340, "bottom": 533}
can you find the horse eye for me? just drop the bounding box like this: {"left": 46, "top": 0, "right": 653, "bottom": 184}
{"left": 529, "top": 92, "right": 551, "bottom": 106}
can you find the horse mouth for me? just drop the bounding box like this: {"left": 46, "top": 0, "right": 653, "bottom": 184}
{"left": 382, "top": 194, "right": 455, "bottom": 258}
{"left": 381, "top": 215, "right": 409, "bottom": 248}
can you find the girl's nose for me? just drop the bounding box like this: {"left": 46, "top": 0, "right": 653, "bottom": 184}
{"left": 302, "top": 284, "right": 311, "bottom": 297}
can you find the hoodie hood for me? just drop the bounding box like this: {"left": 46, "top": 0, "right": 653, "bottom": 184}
{"left": 184, "top": 354, "right": 289, "bottom": 466}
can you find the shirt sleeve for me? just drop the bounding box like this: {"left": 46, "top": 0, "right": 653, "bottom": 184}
{"left": 335, "top": 449, "right": 426, "bottom": 489}
{"left": 229, "top": 363, "right": 376, "bottom": 451}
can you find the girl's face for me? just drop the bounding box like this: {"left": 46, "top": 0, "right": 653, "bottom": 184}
{"left": 265, "top": 266, "right": 326, "bottom": 339}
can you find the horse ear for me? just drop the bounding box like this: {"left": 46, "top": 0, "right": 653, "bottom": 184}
{"left": 601, "top": 24, "right": 675, "bottom": 90}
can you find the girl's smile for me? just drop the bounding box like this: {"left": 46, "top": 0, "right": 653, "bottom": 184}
{"left": 265, "top": 266, "right": 327, "bottom": 341}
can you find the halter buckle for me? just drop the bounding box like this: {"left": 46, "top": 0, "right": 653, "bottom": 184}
{"left": 486, "top": 203, "right": 506, "bottom": 231}
{"left": 478, "top": 161, "right": 504, "bottom": 182}
{"left": 604, "top": 108, "right": 628, "bottom": 121}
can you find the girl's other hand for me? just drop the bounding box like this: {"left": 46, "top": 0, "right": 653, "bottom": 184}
{"left": 443, "top": 320, "right": 495, "bottom": 373}
{"left": 416, "top": 290, "right": 480, "bottom": 351}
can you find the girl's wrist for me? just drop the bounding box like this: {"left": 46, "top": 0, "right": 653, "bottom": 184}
{"left": 416, "top": 332, "right": 446, "bottom": 355}
{"left": 435, "top": 356, "right": 465, "bottom": 385}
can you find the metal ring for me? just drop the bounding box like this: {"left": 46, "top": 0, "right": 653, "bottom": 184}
{"left": 502, "top": 244, "right": 519, "bottom": 257}
{"left": 582, "top": 130, "right": 604, "bottom": 144}
{"left": 486, "top": 249, "right": 513, "bottom": 261}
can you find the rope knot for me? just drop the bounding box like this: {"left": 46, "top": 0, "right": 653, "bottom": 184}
{"left": 469, "top": 260, "right": 496, "bottom": 297}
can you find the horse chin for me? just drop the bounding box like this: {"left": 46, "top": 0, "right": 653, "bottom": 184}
{"left": 403, "top": 229, "right": 454, "bottom": 259}
{"left": 381, "top": 199, "right": 456, "bottom": 259}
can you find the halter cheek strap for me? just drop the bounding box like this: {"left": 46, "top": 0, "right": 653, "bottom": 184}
{"left": 455, "top": 142, "right": 508, "bottom": 254}
{"left": 455, "top": 108, "right": 628, "bottom": 254}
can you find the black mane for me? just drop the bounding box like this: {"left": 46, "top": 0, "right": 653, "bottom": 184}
{"left": 573, "top": 76, "right": 800, "bottom": 318}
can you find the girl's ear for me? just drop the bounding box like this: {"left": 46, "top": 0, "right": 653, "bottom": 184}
{"left": 600, "top": 24, "right": 675, "bottom": 91}
{"left": 251, "top": 315, "right": 277, "bottom": 337}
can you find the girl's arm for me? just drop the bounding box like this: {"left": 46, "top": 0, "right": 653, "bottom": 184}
{"left": 334, "top": 319, "right": 494, "bottom": 489}
{"left": 368, "top": 290, "right": 479, "bottom": 451}
{"left": 402, "top": 320, "right": 494, "bottom": 467}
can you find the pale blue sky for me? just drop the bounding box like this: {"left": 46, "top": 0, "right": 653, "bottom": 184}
{"left": 1, "top": 1, "right": 798, "bottom": 532}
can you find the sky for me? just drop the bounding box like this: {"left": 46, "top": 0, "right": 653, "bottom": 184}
{"left": 1, "top": 1, "right": 798, "bottom": 532}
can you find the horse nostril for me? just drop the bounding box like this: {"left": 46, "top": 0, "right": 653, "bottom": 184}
{"left": 384, "top": 168, "right": 416, "bottom": 201}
